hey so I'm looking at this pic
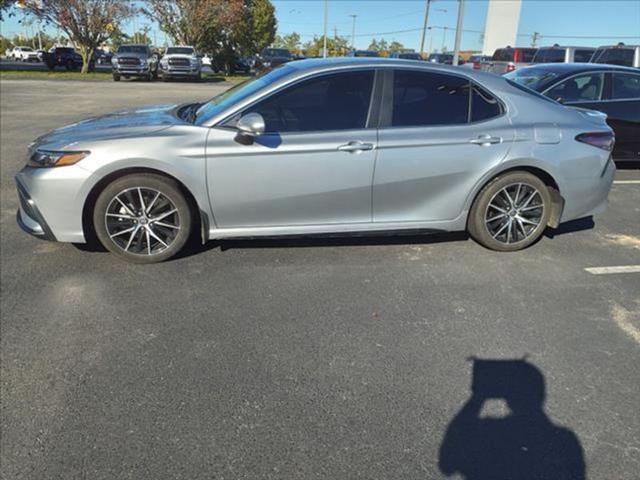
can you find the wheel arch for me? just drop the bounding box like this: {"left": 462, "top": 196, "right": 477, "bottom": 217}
{"left": 467, "top": 165, "right": 564, "bottom": 229}
{"left": 82, "top": 167, "right": 209, "bottom": 246}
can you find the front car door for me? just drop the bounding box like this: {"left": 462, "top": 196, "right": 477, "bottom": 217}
{"left": 373, "top": 69, "right": 514, "bottom": 223}
{"left": 205, "top": 69, "right": 379, "bottom": 228}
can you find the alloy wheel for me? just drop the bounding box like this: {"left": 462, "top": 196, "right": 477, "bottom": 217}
{"left": 484, "top": 182, "right": 545, "bottom": 245}
{"left": 104, "top": 187, "right": 181, "bottom": 255}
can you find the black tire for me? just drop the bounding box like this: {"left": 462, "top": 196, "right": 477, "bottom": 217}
{"left": 93, "top": 174, "right": 193, "bottom": 264}
{"left": 194, "top": 72, "right": 201, "bottom": 82}
{"left": 145, "top": 73, "right": 152, "bottom": 81}
{"left": 113, "top": 73, "right": 121, "bottom": 81}
{"left": 162, "top": 74, "right": 169, "bottom": 82}
{"left": 468, "top": 171, "right": 551, "bottom": 252}
{"left": 65, "top": 59, "right": 75, "bottom": 71}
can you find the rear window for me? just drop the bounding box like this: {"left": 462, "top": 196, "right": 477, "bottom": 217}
{"left": 519, "top": 49, "right": 537, "bottom": 62}
{"left": 493, "top": 49, "right": 514, "bottom": 62}
{"left": 504, "top": 67, "right": 559, "bottom": 90}
{"left": 506, "top": 79, "right": 559, "bottom": 104}
{"left": 598, "top": 48, "right": 634, "bottom": 66}
{"left": 533, "top": 49, "right": 565, "bottom": 63}
{"left": 573, "top": 49, "right": 595, "bottom": 62}
{"left": 262, "top": 49, "right": 290, "bottom": 58}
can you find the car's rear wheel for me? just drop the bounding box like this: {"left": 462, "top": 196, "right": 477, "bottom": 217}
{"left": 113, "top": 73, "right": 120, "bottom": 81}
{"left": 93, "top": 174, "right": 193, "bottom": 263}
{"left": 468, "top": 171, "right": 551, "bottom": 251}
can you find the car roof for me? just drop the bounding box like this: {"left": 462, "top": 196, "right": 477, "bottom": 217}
{"left": 522, "top": 62, "right": 640, "bottom": 74}
{"left": 285, "top": 57, "right": 504, "bottom": 85}
{"left": 536, "top": 46, "right": 595, "bottom": 50}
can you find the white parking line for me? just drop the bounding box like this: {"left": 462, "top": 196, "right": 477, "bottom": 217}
{"left": 613, "top": 180, "right": 640, "bottom": 185}
{"left": 585, "top": 265, "right": 640, "bottom": 275}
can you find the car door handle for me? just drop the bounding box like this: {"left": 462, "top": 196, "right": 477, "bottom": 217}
{"left": 337, "top": 141, "right": 374, "bottom": 153}
{"left": 470, "top": 135, "right": 502, "bottom": 146}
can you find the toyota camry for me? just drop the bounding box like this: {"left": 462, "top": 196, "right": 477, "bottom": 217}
{"left": 15, "top": 58, "right": 615, "bottom": 263}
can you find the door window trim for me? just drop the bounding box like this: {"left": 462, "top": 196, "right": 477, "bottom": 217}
{"left": 377, "top": 68, "right": 506, "bottom": 130}
{"left": 217, "top": 68, "right": 382, "bottom": 134}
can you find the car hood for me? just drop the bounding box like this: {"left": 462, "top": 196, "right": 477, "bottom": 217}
{"left": 29, "top": 104, "right": 181, "bottom": 151}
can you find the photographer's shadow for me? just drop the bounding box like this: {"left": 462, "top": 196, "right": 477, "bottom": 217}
{"left": 439, "top": 358, "right": 585, "bottom": 480}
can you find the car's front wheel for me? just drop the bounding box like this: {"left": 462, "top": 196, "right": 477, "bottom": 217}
{"left": 93, "top": 174, "right": 193, "bottom": 263}
{"left": 468, "top": 171, "right": 551, "bottom": 251}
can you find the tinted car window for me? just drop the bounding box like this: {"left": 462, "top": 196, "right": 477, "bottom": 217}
{"left": 574, "top": 49, "right": 595, "bottom": 62}
{"left": 611, "top": 73, "right": 640, "bottom": 99}
{"left": 493, "top": 49, "right": 513, "bottom": 62}
{"left": 544, "top": 49, "right": 566, "bottom": 63}
{"left": 600, "top": 48, "right": 634, "bottom": 66}
{"left": 545, "top": 73, "right": 605, "bottom": 102}
{"left": 245, "top": 70, "right": 374, "bottom": 132}
{"left": 590, "top": 48, "right": 605, "bottom": 62}
{"left": 392, "top": 70, "right": 469, "bottom": 127}
{"left": 521, "top": 49, "right": 537, "bottom": 62}
{"left": 471, "top": 85, "right": 502, "bottom": 122}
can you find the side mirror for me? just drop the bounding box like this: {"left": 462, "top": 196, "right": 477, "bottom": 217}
{"left": 235, "top": 112, "right": 265, "bottom": 144}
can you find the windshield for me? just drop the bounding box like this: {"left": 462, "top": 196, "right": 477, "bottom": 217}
{"left": 118, "top": 45, "right": 149, "bottom": 55}
{"left": 166, "top": 47, "right": 194, "bottom": 55}
{"left": 504, "top": 67, "right": 559, "bottom": 91}
{"left": 194, "top": 65, "right": 296, "bottom": 125}
{"left": 22, "top": 47, "right": 33, "bottom": 52}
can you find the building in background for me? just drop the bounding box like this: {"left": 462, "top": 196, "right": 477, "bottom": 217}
{"left": 482, "top": 0, "right": 522, "bottom": 56}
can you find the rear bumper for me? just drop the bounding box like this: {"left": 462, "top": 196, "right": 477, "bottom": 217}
{"left": 560, "top": 155, "right": 616, "bottom": 222}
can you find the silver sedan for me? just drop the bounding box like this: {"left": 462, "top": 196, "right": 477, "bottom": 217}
{"left": 15, "top": 58, "right": 616, "bottom": 263}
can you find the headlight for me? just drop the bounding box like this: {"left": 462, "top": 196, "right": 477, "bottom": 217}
{"left": 111, "top": 57, "right": 118, "bottom": 65}
{"left": 28, "top": 150, "right": 89, "bottom": 168}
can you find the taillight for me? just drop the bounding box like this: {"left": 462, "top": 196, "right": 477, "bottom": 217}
{"left": 473, "top": 61, "right": 481, "bottom": 69}
{"left": 513, "top": 50, "right": 521, "bottom": 62}
{"left": 506, "top": 63, "right": 516, "bottom": 72}
{"left": 575, "top": 132, "right": 615, "bottom": 151}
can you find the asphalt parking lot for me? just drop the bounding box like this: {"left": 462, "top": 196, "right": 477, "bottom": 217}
{"left": 1, "top": 78, "right": 639, "bottom": 479}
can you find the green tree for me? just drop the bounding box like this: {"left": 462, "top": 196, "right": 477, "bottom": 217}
{"left": 303, "top": 35, "right": 349, "bottom": 57}
{"left": 388, "top": 41, "right": 405, "bottom": 53}
{"left": 249, "top": 0, "right": 276, "bottom": 53}
{"left": 23, "top": 0, "right": 134, "bottom": 73}
{"left": 273, "top": 32, "right": 300, "bottom": 52}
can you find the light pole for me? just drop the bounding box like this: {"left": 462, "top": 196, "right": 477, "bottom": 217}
{"left": 452, "top": 0, "right": 465, "bottom": 66}
{"left": 349, "top": 14, "right": 357, "bottom": 51}
{"left": 419, "top": 0, "right": 432, "bottom": 57}
{"left": 323, "top": 0, "right": 329, "bottom": 58}
{"left": 442, "top": 26, "right": 448, "bottom": 52}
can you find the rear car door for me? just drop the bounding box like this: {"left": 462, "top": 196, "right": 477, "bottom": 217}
{"left": 206, "top": 69, "right": 379, "bottom": 228}
{"left": 372, "top": 69, "right": 514, "bottom": 223}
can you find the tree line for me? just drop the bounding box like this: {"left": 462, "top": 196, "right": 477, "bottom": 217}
{"left": 8, "top": 0, "right": 276, "bottom": 74}
{"left": 272, "top": 32, "right": 408, "bottom": 57}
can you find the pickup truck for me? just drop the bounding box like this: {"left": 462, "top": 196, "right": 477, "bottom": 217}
{"left": 480, "top": 47, "right": 537, "bottom": 74}
{"left": 158, "top": 46, "right": 202, "bottom": 81}
{"left": 111, "top": 44, "right": 159, "bottom": 81}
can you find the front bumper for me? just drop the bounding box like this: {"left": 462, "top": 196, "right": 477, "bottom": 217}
{"left": 16, "top": 180, "right": 56, "bottom": 241}
{"left": 15, "top": 165, "right": 93, "bottom": 243}
{"left": 160, "top": 66, "right": 201, "bottom": 77}
{"left": 113, "top": 65, "right": 151, "bottom": 76}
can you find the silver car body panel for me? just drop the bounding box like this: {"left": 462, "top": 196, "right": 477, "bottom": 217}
{"left": 15, "top": 58, "right": 615, "bottom": 244}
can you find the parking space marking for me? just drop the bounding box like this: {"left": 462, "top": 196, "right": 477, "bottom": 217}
{"left": 585, "top": 265, "right": 640, "bottom": 275}
{"left": 612, "top": 180, "right": 640, "bottom": 185}
{"left": 611, "top": 303, "right": 640, "bottom": 345}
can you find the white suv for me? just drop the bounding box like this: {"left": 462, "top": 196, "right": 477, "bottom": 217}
{"left": 11, "top": 46, "right": 39, "bottom": 62}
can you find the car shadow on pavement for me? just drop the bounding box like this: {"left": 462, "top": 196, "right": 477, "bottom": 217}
{"left": 545, "top": 216, "right": 594, "bottom": 239}
{"left": 439, "top": 358, "right": 585, "bottom": 480}
{"left": 175, "top": 230, "right": 470, "bottom": 258}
